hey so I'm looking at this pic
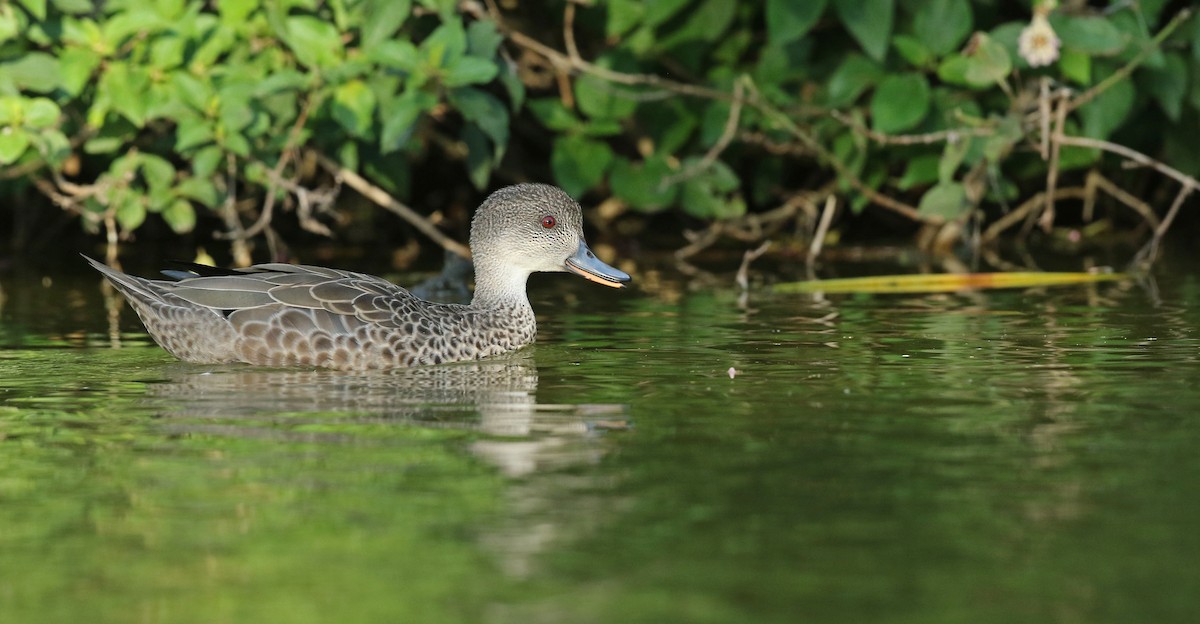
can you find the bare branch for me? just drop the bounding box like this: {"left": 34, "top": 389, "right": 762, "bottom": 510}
{"left": 314, "top": 151, "right": 471, "bottom": 259}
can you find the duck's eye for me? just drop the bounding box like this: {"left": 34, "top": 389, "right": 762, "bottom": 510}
{"left": 541, "top": 215, "right": 556, "bottom": 229}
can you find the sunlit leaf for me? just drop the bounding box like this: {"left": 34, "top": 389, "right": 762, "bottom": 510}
{"left": 362, "top": 0, "right": 411, "bottom": 48}
{"left": 442, "top": 56, "right": 498, "bottom": 87}
{"left": 163, "top": 199, "right": 197, "bottom": 233}
{"left": 0, "top": 128, "right": 31, "bottom": 164}
{"left": 0, "top": 52, "right": 60, "bottom": 93}
{"left": 332, "top": 79, "right": 377, "bottom": 138}
{"left": 284, "top": 16, "right": 343, "bottom": 68}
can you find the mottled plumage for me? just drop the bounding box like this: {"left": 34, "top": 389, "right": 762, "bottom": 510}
{"left": 87, "top": 184, "right": 630, "bottom": 370}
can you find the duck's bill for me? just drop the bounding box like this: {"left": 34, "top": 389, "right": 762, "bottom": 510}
{"left": 565, "top": 241, "right": 630, "bottom": 289}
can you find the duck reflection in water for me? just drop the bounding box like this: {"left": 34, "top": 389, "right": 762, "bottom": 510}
{"left": 140, "top": 352, "right": 628, "bottom": 478}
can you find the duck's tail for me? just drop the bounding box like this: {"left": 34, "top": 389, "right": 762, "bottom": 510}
{"left": 83, "top": 254, "right": 240, "bottom": 364}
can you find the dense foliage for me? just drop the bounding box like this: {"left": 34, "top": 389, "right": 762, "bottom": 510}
{"left": 0, "top": 0, "right": 1196, "bottom": 259}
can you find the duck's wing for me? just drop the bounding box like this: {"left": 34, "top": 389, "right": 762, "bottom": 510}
{"left": 161, "top": 263, "right": 415, "bottom": 321}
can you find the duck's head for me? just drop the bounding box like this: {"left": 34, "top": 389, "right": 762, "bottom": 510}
{"left": 470, "top": 184, "right": 630, "bottom": 293}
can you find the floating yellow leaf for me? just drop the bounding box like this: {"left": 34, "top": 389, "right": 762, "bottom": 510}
{"left": 774, "top": 271, "right": 1124, "bottom": 294}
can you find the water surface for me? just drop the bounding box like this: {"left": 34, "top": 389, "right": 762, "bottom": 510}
{"left": 2, "top": 256, "right": 1199, "bottom": 623}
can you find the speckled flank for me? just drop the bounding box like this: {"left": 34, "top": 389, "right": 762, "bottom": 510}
{"left": 85, "top": 184, "right": 624, "bottom": 371}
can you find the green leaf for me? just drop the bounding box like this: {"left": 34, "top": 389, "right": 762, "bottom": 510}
{"left": 466, "top": 20, "right": 503, "bottom": 58}
{"left": 498, "top": 64, "right": 525, "bottom": 111}
{"left": 657, "top": 0, "right": 735, "bottom": 48}
{"left": 462, "top": 124, "right": 492, "bottom": 190}
{"left": 1059, "top": 48, "right": 1091, "bottom": 85}
{"left": 0, "top": 5, "right": 20, "bottom": 43}
{"left": 191, "top": 145, "right": 223, "bottom": 178}
{"left": 939, "top": 138, "right": 969, "bottom": 183}
{"left": 528, "top": 98, "right": 580, "bottom": 132}
{"left": 51, "top": 0, "right": 92, "bottom": 15}
{"left": 0, "top": 52, "right": 61, "bottom": 93}
{"left": 766, "top": 0, "right": 826, "bottom": 47}
{"left": 369, "top": 40, "right": 419, "bottom": 70}
{"left": 23, "top": 98, "right": 60, "bottom": 129}
{"left": 679, "top": 159, "right": 745, "bottom": 219}
{"left": 116, "top": 196, "right": 147, "bottom": 231}
{"left": 962, "top": 35, "right": 1011, "bottom": 87}
{"left": 379, "top": 90, "right": 428, "bottom": 154}
{"left": 140, "top": 154, "right": 176, "bottom": 192}
{"left": 1055, "top": 15, "right": 1127, "bottom": 56}
{"left": 898, "top": 154, "right": 940, "bottom": 190}
{"left": 18, "top": 0, "right": 47, "bottom": 21}
{"left": 1079, "top": 73, "right": 1134, "bottom": 139}
{"left": 551, "top": 135, "right": 614, "bottom": 198}
{"left": 332, "top": 79, "right": 377, "bottom": 138}
{"left": 31, "top": 128, "right": 70, "bottom": 165}
{"left": 606, "top": 0, "right": 644, "bottom": 38}
{"left": 1142, "top": 52, "right": 1187, "bottom": 122}
{"left": 57, "top": 46, "right": 102, "bottom": 96}
{"left": 610, "top": 156, "right": 678, "bottom": 212}
{"left": 643, "top": 0, "right": 690, "bottom": 28}
{"left": 162, "top": 199, "right": 196, "bottom": 233}
{"left": 362, "top": 0, "right": 411, "bottom": 48}
{"left": 0, "top": 128, "right": 31, "bottom": 164}
{"left": 917, "top": 182, "right": 968, "bottom": 219}
{"left": 826, "top": 54, "right": 883, "bottom": 107}
{"left": 833, "top": 0, "right": 894, "bottom": 62}
{"left": 102, "top": 9, "right": 168, "bottom": 49}
{"left": 99, "top": 62, "right": 150, "bottom": 127}
{"left": 450, "top": 88, "right": 507, "bottom": 158}
{"left": 442, "top": 56, "right": 498, "bottom": 87}
{"left": 893, "top": 35, "right": 933, "bottom": 69}
{"left": 175, "top": 114, "right": 214, "bottom": 151}
{"left": 913, "top": 0, "right": 973, "bottom": 56}
{"left": 176, "top": 177, "right": 220, "bottom": 207}
{"left": 284, "top": 16, "right": 344, "bottom": 69}
{"left": 576, "top": 74, "right": 637, "bottom": 121}
{"left": 222, "top": 131, "right": 251, "bottom": 157}
{"left": 218, "top": 0, "right": 258, "bottom": 24}
{"left": 870, "top": 73, "right": 930, "bottom": 133}
{"left": 420, "top": 21, "right": 466, "bottom": 68}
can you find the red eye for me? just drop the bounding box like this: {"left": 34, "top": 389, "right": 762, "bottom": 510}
{"left": 541, "top": 215, "right": 556, "bottom": 228}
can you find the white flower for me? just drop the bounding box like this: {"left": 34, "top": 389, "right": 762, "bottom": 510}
{"left": 1019, "top": 14, "right": 1061, "bottom": 68}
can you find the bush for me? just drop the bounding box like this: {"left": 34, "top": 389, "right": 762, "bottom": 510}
{"left": 0, "top": 0, "right": 1196, "bottom": 261}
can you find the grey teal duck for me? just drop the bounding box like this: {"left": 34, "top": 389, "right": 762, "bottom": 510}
{"left": 86, "top": 184, "right": 630, "bottom": 370}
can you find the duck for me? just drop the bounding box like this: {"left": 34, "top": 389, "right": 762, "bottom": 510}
{"left": 86, "top": 184, "right": 630, "bottom": 370}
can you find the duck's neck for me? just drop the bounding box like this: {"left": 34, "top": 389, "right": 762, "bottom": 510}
{"left": 470, "top": 257, "right": 533, "bottom": 312}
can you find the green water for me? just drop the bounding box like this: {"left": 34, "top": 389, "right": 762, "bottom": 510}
{"left": 2, "top": 259, "right": 1199, "bottom": 623}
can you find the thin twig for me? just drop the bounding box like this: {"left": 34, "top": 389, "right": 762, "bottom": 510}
{"left": 237, "top": 96, "right": 317, "bottom": 239}
{"left": 314, "top": 151, "right": 471, "bottom": 259}
{"left": 831, "top": 111, "right": 994, "bottom": 146}
{"left": 1136, "top": 184, "right": 1194, "bottom": 266}
{"left": 1055, "top": 135, "right": 1200, "bottom": 191}
{"left": 1039, "top": 88, "right": 1071, "bottom": 231}
{"left": 736, "top": 241, "right": 771, "bottom": 291}
{"left": 660, "top": 77, "right": 747, "bottom": 190}
{"left": 808, "top": 195, "right": 837, "bottom": 264}
{"left": 982, "top": 187, "right": 1089, "bottom": 244}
